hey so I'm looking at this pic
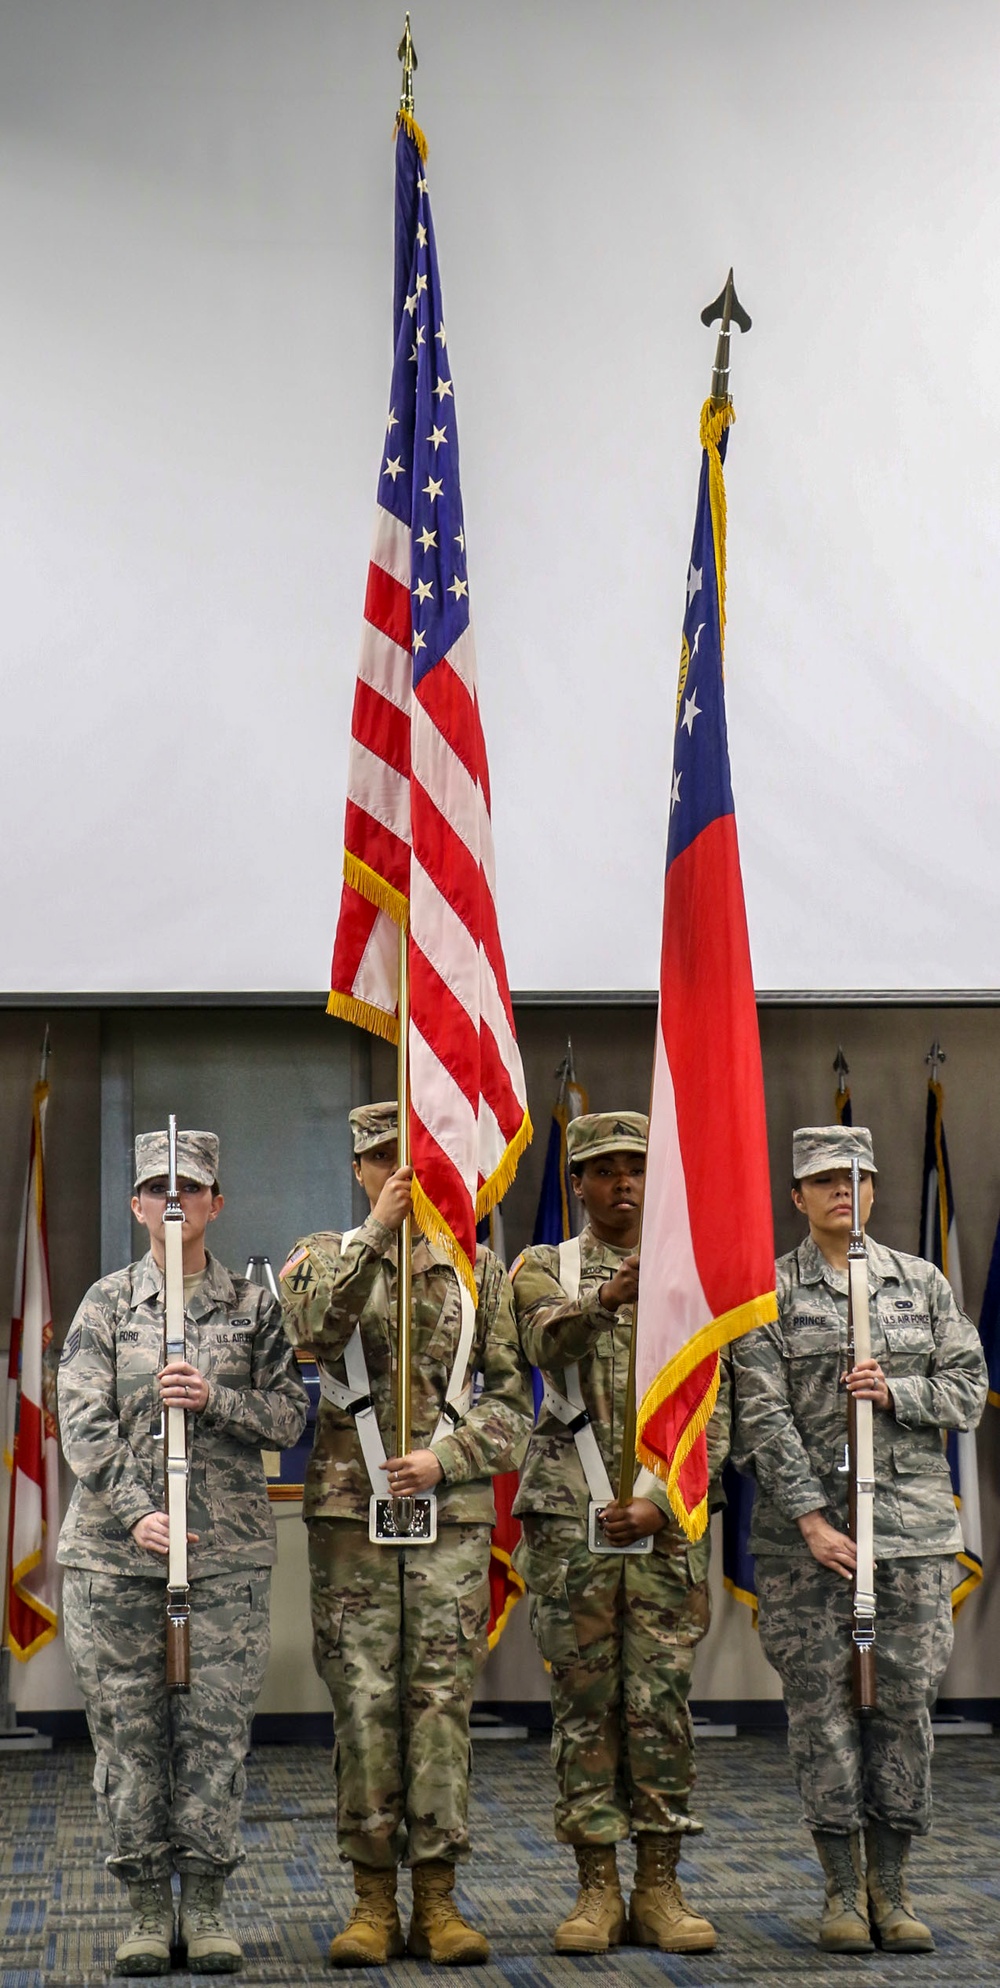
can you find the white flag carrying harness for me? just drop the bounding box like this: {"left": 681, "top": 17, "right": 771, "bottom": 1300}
{"left": 542, "top": 1237, "right": 654, "bottom": 1554}
{"left": 316, "top": 1228, "right": 477, "bottom": 1496}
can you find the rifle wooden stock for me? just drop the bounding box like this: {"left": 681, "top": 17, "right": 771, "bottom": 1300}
{"left": 846, "top": 1163, "right": 877, "bottom": 1714}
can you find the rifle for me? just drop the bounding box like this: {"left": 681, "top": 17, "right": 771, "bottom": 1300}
{"left": 162, "top": 1114, "right": 191, "bottom": 1690}
{"left": 846, "top": 1156, "right": 876, "bottom": 1711}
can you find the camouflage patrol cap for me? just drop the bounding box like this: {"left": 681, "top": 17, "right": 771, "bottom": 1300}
{"left": 349, "top": 1101, "right": 399, "bottom": 1155}
{"left": 792, "top": 1125, "right": 877, "bottom": 1180}
{"left": 566, "top": 1111, "right": 649, "bottom": 1165}
{"left": 134, "top": 1129, "right": 220, "bottom": 1189}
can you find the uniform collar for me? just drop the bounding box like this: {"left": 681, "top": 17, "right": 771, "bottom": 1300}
{"left": 131, "top": 1247, "right": 235, "bottom": 1312}
{"left": 797, "top": 1232, "right": 896, "bottom": 1294}
{"left": 580, "top": 1222, "right": 638, "bottom": 1269}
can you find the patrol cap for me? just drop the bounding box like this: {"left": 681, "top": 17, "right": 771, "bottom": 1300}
{"left": 567, "top": 1111, "right": 649, "bottom": 1166}
{"left": 792, "top": 1125, "right": 877, "bottom": 1181}
{"left": 134, "top": 1129, "right": 220, "bottom": 1189}
{"left": 349, "top": 1101, "right": 399, "bottom": 1155}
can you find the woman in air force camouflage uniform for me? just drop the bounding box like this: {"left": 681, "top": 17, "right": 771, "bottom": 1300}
{"left": 57, "top": 1129, "right": 307, "bottom": 1978}
{"left": 279, "top": 1101, "right": 532, "bottom": 1969}
{"left": 510, "top": 1111, "right": 727, "bottom": 1958}
{"left": 733, "top": 1124, "right": 987, "bottom": 1956}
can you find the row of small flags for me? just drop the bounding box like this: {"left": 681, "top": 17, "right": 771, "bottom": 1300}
{"left": 722, "top": 1056, "right": 997, "bottom": 1623}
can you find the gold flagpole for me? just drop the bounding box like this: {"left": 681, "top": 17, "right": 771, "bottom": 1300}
{"left": 394, "top": 920, "right": 414, "bottom": 1534}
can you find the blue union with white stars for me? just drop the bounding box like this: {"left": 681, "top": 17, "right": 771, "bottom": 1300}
{"left": 378, "top": 127, "right": 470, "bottom": 688}
{"left": 666, "top": 431, "right": 736, "bottom": 873}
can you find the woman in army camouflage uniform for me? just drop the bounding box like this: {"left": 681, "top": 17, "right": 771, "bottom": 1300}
{"left": 57, "top": 1129, "right": 307, "bottom": 1977}
{"left": 279, "top": 1101, "right": 532, "bottom": 1970}
{"left": 510, "top": 1111, "right": 725, "bottom": 1958}
{"left": 733, "top": 1123, "right": 988, "bottom": 1956}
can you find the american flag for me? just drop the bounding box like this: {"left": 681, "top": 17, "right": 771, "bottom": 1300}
{"left": 329, "top": 116, "right": 531, "bottom": 1290}
{"left": 634, "top": 400, "right": 776, "bottom": 1539}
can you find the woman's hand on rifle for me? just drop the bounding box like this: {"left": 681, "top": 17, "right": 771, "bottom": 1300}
{"left": 843, "top": 1358, "right": 892, "bottom": 1411}
{"left": 131, "top": 1512, "right": 200, "bottom": 1556}
{"left": 159, "top": 1360, "right": 208, "bottom": 1413}
{"left": 797, "top": 1509, "right": 856, "bottom": 1578}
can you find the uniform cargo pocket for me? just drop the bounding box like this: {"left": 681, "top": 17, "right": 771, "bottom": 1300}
{"left": 458, "top": 1577, "right": 491, "bottom": 1668}
{"left": 528, "top": 1583, "right": 579, "bottom": 1668}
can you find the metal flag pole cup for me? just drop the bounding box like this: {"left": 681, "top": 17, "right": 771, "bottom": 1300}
{"left": 163, "top": 1114, "right": 191, "bottom": 1687}
{"left": 369, "top": 921, "right": 436, "bottom": 1545}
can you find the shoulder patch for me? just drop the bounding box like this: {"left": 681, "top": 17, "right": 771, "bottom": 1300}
{"left": 60, "top": 1324, "right": 82, "bottom": 1366}
{"left": 509, "top": 1252, "right": 525, "bottom": 1281}
{"left": 281, "top": 1247, "right": 314, "bottom": 1294}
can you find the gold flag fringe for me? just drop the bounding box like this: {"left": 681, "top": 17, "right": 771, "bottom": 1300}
{"left": 486, "top": 1552, "right": 526, "bottom": 1649}
{"left": 698, "top": 397, "right": 736, "bottom": 665}
{"left": 343, "top": 852, "right": 409, "bottom": 931}
{"left": 475, "top": 1109, "right": 533, "bottom": 1224}
{"left": 636, "top": 1286, "right": 777, "bottom": 1541}
{"left": 411, "top": 1178, "right": 479, "bottom": 1300}
{"left": 395, "top": 109, "right": 428, "bottom": 160}
{"left": 326, "top": 990, "right": 399, "bottom": 1045}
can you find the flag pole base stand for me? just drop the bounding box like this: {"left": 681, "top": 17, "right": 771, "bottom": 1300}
{"left": 0, "top": 1650, "right": 53, "bottom": 1751}
{"left": 369, "top": 1493, "right": 437, "bottom": 1546}
{"left": 587, "top": 1502, "right": 654, "bottom": 1555}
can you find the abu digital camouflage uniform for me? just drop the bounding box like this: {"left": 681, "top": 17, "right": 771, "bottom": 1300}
{"left": 732, "top": 1233, "right": 988, "bottom": 1835}
{"left": 58, "top": 1249, "right": 308, "bottom": 1879}
{"left": 280, "top": 1213, "right": 532, "bottom": 1868}
{"left": 511, "top": 1223, "right": 730, "bottom": 1845}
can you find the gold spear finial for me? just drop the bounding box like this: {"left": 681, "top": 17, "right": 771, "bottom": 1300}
{"left": 833, "top": 1045, "right": 849, "bottom": 1095}
{"left": 398, "top": 14, "right": 417, "bottom": 117}
{"left": 700, "top": 269, "right": 752, "bottom": 407}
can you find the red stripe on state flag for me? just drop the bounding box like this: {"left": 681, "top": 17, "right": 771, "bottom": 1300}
{"left": 351, "top": 679, "right": 411, "bottom": 779}
{"left": 364, "top": 560, "right": 412, "bottom": 653}
{"left": 640, "top": 1356, "right": 717, "bottom": 1519}
{"left": 660, "top": 815, "right": 773, "bottom": 1313}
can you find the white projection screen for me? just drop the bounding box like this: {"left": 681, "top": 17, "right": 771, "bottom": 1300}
{"left": 1, "top": 0, "right": 998, "bottom": 996}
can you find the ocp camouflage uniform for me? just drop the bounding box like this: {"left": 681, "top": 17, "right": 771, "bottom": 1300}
{"left": 732, "top": 1233, "right": 988, "bottom": 1837}
{"left": 280, "top": 1215, "right": 532, "bottom": 1868}
{"left": 57, "top": 1250, "right": 308, "bottom": 1878}
{"left": 511, "top": 1223, "right": 730, "bottom": 1845}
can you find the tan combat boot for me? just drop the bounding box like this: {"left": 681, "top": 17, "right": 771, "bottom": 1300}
{"left": 629, "top": 1833, "right": 717, "bottom": 1952}
{"left": 408, "top": 1859, "right": 490, "bottom": 1964}
{"left": 812, "top": 1830, "right": 874, "bottom": 1953}
{"left": 553, "top": 1845, "right": 626, "bottom": 1954}
{"left": 328, "top": 1865, "right": 404, "bottom": 1966}
{"left": 178, "top": 1873, "right": 244, "bottom": 1973}
{"left": 864, "top": 1821, "right": 935, "bottom": 1953}
{"left": 113, "top": 1874, "right": 174, "bottom": 1976}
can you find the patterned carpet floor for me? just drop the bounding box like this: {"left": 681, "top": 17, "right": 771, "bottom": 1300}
{"left": 2, "top": 1733, "right": 999, "bottom": 1987}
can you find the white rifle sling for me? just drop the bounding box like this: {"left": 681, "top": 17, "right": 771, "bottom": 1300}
{"left": 538, "top": 1238, "right": 616, "bottom": 1506}
{"left": 162, "top": 1213, "right": 189, "bottom": 1593}
{"left": 849, "top": 1249, "right": 877, "bottom": 1630}
{"left": 316, "top": 1228, "right": 475, "bottom": 1497}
